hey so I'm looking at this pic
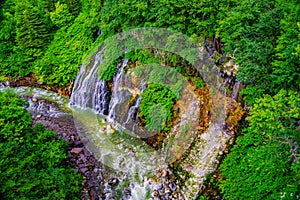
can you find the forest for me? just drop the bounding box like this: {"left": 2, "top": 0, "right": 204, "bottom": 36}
{"left": 0, "top": 0, "right": 299, "bottom": 199}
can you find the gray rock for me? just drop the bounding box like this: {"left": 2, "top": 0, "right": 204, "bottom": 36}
{"left": 169, "top": 182, "right": 177, "bottom": 191}
{"left": 152, "top": 190, "right": 159, "bottom": 198}
{"left": 108, "top": 178, "right": 119, "bottom": 186}
{"left": 81, "top": 168, "right": 88, "bottom": 173}
{"left": 123, "top": 188, "right": 131, "bottom": 196}
{"left": 71, "top": 147, "right": 83, "bottom": 154}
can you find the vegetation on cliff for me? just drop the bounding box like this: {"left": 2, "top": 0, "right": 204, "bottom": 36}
{"left": 0, "top": 0, "right": 299, "bottom": 199}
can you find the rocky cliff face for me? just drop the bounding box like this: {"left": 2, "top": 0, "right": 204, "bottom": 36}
{"left": 0, "top": 43, "right": 245, "bottom": 200}
{"left": 67, "top": 42, "right": 244, "bottom": 199}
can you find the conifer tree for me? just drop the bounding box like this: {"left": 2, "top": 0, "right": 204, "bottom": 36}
{"left": 14, "top": 1, "right": 51, "bottom": 75}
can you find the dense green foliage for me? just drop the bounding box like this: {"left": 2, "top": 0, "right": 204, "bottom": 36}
{"left": 0, "top": 91, "right": 82, "bottom": 199}
{"left": 215, "top": 2, "right": 300, "bottom": 199}
{"left": 0, "top": 0, "right": 296, "bottom": 95}
{"left": 218, "top": 0, "right": 300, "bottom": 104}
{"left": 0, "top": 0, "right": 298, "bottom": 94}
{"left": 0, "top": 0, "right": 101, "bottom": 86}
{"left": 34, "top": 0, "right": 101, "bottom": 85}
{"left": 220, "top": 90, "right": 300, "bottom": 199}
{"left": 99, "top": 0, "right": 236, "bottom": 38}
{"left": 0, "top": 0, "right": 299, "bottom": 199}
{"left": 140, "top": 83, "right": 177, "bottom": 132}
{"left": 193, "top": 77, "right": 206, "bottom": 89}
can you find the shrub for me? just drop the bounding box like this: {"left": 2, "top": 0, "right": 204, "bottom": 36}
{"left": 219, "top": 90, "right": 300, "bottom": 199}
{"left": 139, "top": 83, "right": 177, "bottom": 132}
{"left": 0, "top": 91, "right": 82, "bottom": 199}
{"left": 194, "top": 77, "right": 206, "bottom": 89}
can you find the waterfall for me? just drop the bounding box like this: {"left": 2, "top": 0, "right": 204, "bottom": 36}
{"left": 70, "top": 53, "right": 162, "bottom": 199}
{"left": 70, "top": 50, "right": 109, "bottom": 115}
{"left": 123, "top": 96, "right": 142, "bottom": 125}
{"left": 122, "top": 81, "right": 146, "bottom": 133}
{"left": 70, "top": 53, "right": 131, "bottom": 121}
{"left": 107, "top": 58, "right": 128, "bottom": 121}
{"left": 69, "top": 49, "right": 149, "bottom": 134}
{"left": 93, "top": 79, "right": 109, "bottom": 115}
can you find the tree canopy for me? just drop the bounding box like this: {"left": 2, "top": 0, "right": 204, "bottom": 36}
{"left": 219, "top": 90, "right": 300, "bottom": 199}
{"left": 0, "top": 91, "right": 82, "bottom": 199}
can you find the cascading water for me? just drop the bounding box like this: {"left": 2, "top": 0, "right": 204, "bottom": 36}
{"left": 69, "top": 44, "right": 230, "bottom": 199}
{"left": 123, "top": 95, "right": 141, "bottom": 125}
{"left": 94, "top": 79, "right": 109, "bottom": 115}
{"left": 70, "top": 55, "right": 132, "bottom": 120}
{"left": 107, "top": 59, "right": 129, "bottom": 121}
{"left": 122, "top": 81, "right": 146, "bottom": 133}
{"left": 70, "top": 50, "right": 109, "bottom": 114}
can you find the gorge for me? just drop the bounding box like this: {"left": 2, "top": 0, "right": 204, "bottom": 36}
{"left": 0, "top": 38, "right": 244, "bottom": 200}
